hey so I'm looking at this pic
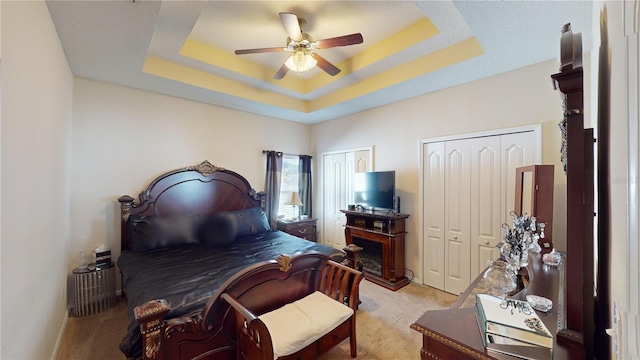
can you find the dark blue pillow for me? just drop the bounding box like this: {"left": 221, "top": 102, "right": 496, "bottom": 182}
{"left": 129, "top": 214, "right": 200, "bottom": 252}
{"left": 129, "top": 215, "right": 153, "bottom": 252}
{"left": 198, "top": 212, "right": 238, "bottom": 246}
{"left": 228, "top": 207, "right": 271, "bottom": 238}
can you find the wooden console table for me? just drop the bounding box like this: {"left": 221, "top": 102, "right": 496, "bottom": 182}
{"left": 341, "top": 209, "right": 410, "bottom": 291}
{"left": 411, "top": 253, "right": 585, "bottom": 359}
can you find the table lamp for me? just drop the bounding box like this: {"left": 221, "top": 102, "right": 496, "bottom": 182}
{"left": 285, "top": 191, "right": 303, "bottom": 220}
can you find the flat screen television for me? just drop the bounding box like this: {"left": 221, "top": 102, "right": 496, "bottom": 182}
{"left": 353, "top": 171, "right": 395, "bottom": 210}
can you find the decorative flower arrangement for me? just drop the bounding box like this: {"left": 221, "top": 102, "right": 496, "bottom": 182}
{"left": 500, "top": 211, "right": 546, "bottom": 269}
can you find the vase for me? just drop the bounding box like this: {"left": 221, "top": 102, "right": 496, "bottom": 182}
{"left": 482, "top": 260, "right": 517, "bottom": 298}
{"left": 500, "top": 242, "right": 529, "bottom": 269}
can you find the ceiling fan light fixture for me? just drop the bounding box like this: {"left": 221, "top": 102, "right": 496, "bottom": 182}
{"left": 285, "top": 50, "right": 316, "bottom": 73}
{"left": 235, "top": 12, "right": 362, "bottom": 79}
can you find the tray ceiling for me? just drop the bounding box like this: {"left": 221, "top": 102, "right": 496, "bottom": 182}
{"left": 47, "top": 1, "right": 593, "bottom": 124}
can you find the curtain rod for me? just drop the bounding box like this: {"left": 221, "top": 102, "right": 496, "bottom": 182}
{"left": 262, "top": 150, "right": 312, "bottom": 159}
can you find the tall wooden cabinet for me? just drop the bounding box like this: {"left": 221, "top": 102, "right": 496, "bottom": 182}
{"left": 422, "top": 128, "right": 539, "bottom": 294}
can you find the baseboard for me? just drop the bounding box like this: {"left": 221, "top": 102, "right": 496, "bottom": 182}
{"left": 405, "top": 268, "right": 420, "bottom": 284}
{"left": 410, "top": 275, "right": 423, "bottom": 285}
{"left": 51, "top": 310, "right": 69, "bottom": 360}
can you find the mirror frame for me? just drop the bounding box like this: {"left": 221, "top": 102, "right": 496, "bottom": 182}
{"left": 514, "top": 165, "right": 555, "bottom": 251}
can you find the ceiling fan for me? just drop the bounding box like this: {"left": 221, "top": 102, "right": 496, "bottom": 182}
{"left": 234, "top": 12, "right": 363, "bottom": 80}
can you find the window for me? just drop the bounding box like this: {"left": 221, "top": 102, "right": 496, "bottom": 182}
{"left": 278, "top": 154, "right": 300, "bottom": 219}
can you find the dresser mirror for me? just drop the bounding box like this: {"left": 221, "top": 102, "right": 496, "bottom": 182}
{"left": 519, "top": 170, "right": 534, "bottom": 216}
{"left": 514, "top": 165, "right": 554, "bottom": 251}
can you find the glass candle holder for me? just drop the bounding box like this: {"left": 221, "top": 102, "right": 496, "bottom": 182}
{"left": 78, "top": 251, "right": 88, "bottom": 269}
{"left": 542, "top": 248, "right": 562, "bottom": 266}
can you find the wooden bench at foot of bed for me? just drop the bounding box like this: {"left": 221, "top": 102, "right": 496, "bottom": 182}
{"left": 223, "top": 256, "right": 363, "bottom": 359}
{"left": 132, "top": 252, "right": 363, "bottom": 360}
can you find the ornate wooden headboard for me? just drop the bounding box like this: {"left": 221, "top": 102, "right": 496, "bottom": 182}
{"left": 117, "top": 160, "right": 266, "bottom": 252}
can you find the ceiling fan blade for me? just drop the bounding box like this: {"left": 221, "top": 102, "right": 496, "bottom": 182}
{"left": 273, "top": 63, "right": 289, "bottom": 80}
{"left": 279, "top": 12, "right": 303, "bottom": 42}
{"left": 315, "top": 33, "right": 363, "bottom": 49}
{"left": 235, "top": 47, "right": 286, "bottom": 55}
{"left": 311, "top": 53, "right": 341, "bottom": 76}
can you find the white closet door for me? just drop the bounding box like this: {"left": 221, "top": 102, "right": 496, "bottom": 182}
{"left": 422, "top": 142, "right": 445, "bottom": 289}
{"left": 470, "top": 137, "right": 502, "bottom": 279}
{"left": 322, "top": 150, "right": 371, "bottom": 250}
{"left": 500, "top": 132, "right": 538, "bottom": 224}
{"left": 323, "top": 153, "right": 346, "bottom": 249}
{"left": 444, "top": 140, "right": 471, "bottom": 294}
{"left": 345, "top": 150, "right": 370, "bottom": 206}
{"left": 421, "top": 127, "right": 539, "bottom": 294}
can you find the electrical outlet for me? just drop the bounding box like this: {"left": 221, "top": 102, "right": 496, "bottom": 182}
{"left": 612, "top": 299, "right": 640, "bottom": 360}
{"left": 609, "top": 299, "right": 621, "bottom": 360}
{"left": 627, "top": 311, "right": 639, "bottom": 358}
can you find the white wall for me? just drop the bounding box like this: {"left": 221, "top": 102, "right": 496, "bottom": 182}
{"left": 70, "top": 77, "right": 313, "bottom": 277}
{"left": 1, "top": 2, "right": 73, "bottom": 359}
{"left": 0, "top": 0, "right": 4, "bottom": 351}
{"left": 312, "top": 59, "right": 575, "bottom": 283}
{"left": 597, "top": 1, "right": 639, "bottom": 358}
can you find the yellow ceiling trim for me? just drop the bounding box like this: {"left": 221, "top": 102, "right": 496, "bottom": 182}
{"left": 143, "top": 37, "right": 483, "bottom": 115}
{"left": 142, "top": 56, "right": 309, "bottom": 112}
{"left": 180, "top": 39, "right": 304, "bottom": 92}
{"left": 310, "top": 37, "right": 484, "bottom": 111}
{"left": 306, "top": 18, "right": 440, "bottom": 89}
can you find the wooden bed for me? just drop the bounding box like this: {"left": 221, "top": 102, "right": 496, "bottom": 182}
{"left": 116, "top": 161, "right": 347, "bottom": 360}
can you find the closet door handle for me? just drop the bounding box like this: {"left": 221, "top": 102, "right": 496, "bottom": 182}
{"left": 484, "top": 240, "right": 490, "bottom": 245}
{"left": 453, "top": 235, "right": 458, "bottom": 240}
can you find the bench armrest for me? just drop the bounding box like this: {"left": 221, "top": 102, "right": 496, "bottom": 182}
{"left": 320, "top": 260, "right": 364, "bottom": 310}
{"left": 221, "top": 293, "right": 274, "bottom": 360}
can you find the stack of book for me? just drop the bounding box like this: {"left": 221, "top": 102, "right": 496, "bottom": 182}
{"left": 475, "top": 294, "right": 553, "bottom": 359}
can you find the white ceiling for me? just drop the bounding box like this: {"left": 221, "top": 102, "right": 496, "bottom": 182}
{"left": 46, "top": 1, "right": 593, "bottom": 124}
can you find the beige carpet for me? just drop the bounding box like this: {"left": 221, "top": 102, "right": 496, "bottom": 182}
{"left": 56, "top": 297, "right": 129, "bottom": 360}
{"left": 56, "top": 279, "right": 457, "bottom": 360}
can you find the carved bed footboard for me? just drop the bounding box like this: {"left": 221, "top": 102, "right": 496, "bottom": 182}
{"left": 132, "top": 252, "right": 362, "bottom": 360}
{"left": 134, "top": 300, "right": 236, "bottom": 360}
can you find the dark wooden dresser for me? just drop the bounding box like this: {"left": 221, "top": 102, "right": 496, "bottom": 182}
{"left": 411, "top": 253, "right": 584, "bottom": 359}
{"left": 277, "top": 218, "right": 317, "bottom": 242}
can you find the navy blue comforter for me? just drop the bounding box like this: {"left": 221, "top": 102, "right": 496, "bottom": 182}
{"left": 117, "top": 230, "right": 343, "bottom": 359}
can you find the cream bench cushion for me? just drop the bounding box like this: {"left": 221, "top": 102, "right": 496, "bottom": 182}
{"left": 259, "top": 291, "right": 354, "bottom": 359}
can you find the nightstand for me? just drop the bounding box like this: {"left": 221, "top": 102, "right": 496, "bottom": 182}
{"left": 277, "top": 218, "right": 317, "bottom": 242}
{"left": 72, "top": 262, "right": 116, "bottom": 317}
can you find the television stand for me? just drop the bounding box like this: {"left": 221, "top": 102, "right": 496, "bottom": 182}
{"left": 341, "top": 209, "right": 410, "bottom": 291}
